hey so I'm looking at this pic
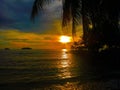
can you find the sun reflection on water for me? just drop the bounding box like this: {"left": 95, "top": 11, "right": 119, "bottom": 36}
{"left": 57, "top": 49, "right": 72, "bottom": 79}
{"left": 62, "top": 49, "right": 68, "bottom": 52}
{"left": 61, "top": 49, "right": 68, "bottom": 59}
{"left": 61, "top": 60, "right": 69, "bottom": 68}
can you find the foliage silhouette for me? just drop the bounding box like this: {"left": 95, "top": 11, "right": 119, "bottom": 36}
{"left": 31, "top": 0, "right": 120, "bottom": 52}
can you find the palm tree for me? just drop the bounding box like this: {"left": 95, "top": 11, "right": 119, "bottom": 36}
{"left": 31, "top": 0, "right": 81, "bottom": 42}
{"left": 31, "top": 0, "right": 120, "bottom": 51}
{"left": 62, "top": 0, "right": 81, "bottom": 41}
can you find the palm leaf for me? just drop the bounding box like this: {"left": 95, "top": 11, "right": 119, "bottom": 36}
{"left": 31, "top": 0, "right": 52, "bottom": 21}
{"left": 62, "top": 0, "right": 81, "bottom": 41}
{"left": 62, "top": 0, "right": 81, "bottom": 26}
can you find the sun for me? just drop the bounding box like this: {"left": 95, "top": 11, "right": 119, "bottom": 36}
{"left": 59, "top": 36, "right": 71, "bottom": 43}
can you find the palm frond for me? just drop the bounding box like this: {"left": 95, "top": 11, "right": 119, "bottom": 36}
{"left": 31, "top": 0, "right": 52, "bottom": 21}
{"left": 72, "top": 0, "right": 81, "bottom": 24}
{"left": 62, "top": 0, "right": 81, "bottom": 26}
{"left": 62, "top": 0, "right": 72, "bottom": 26}
{"left": 62, "top": 0, "right": 81, "bottom": 41}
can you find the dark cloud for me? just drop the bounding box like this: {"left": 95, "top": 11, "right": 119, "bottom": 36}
{"left": 3, "top": 38, "right": 28, "bottom": 42}
{"left": 0, "top": 0, "right": 61, "bottom": 33}
{"left": 44, "top": 37, "right": 53, "bottom": 40}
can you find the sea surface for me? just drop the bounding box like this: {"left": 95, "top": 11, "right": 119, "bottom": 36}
{"left": 0, "top": 49, "right": 120, "bottom": 90}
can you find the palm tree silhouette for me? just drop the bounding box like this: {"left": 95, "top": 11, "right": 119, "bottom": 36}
{"left": 31, "top": 0, "right": 81, "bottom": 42}
{"left": 31, "top": 0, "right": 120, "bottom": 52}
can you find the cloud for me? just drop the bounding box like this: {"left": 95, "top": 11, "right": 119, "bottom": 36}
{"left": 44, "top": 37, "right": 53, "bottom": 40}
{"left": 40, "top": 0, "right": 62, "bottom": 21}
{"left": 0, "top": 1, "right": 74, "bottom": 49}
{"left": 0, "top": 29, "right": 62, "bottom": 49}
{"left": 0, "top": 0, "right": 38, "bottom": 31}
{"left": 0, "top": 0, "right": 63, "bottom": 34}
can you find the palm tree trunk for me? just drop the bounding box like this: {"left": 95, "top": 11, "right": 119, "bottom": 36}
{"left": 72, "top": 17, "right": 76, "bottom": 42}
{"left": 81, "top": 0, "right": 89, "bottom": 47}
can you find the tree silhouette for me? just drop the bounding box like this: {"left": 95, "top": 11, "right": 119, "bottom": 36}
{"left": 31, "top": 0, "right": 120, "bottom": 52}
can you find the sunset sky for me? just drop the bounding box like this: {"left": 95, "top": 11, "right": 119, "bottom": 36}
{"left": 0, "top": 0, "right": 82, "bottom": 49}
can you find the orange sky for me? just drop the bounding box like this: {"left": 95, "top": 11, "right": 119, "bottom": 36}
{"left": 0, "top": 1, "right": 83, "bottom": 50}
{"left": 0, "top": 29, "right": 73, "bottom": 49}
{"left": 0, "top": 19, "right": 83, "bottom": 49}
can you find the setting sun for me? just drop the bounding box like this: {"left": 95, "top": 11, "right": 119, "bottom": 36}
{"left": 59, "top": 36, "right": 71, "bottom": 43}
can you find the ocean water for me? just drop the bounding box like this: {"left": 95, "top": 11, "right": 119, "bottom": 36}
{"left": 0, "top": 49, "right": 120, "bottom": 90}
{"left": 0, "top": 49, "right": 83, "bottom": 82}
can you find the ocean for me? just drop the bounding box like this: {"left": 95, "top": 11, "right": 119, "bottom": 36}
{"left": 0, "top": 49, "right": 120, "bottom": 90}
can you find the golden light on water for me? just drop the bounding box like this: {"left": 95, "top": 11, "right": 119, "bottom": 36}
{"left": 58, "top": 59, "right": 72, "bottom": 79}
{"left": 61, "top": 49, "right": 68, "bottom": 59}
{"left": 59, "top": 36, "right": 71, "bottom": 43}
{"left": 62, "top": 49, "right": 67, "bottom": 52}
{"left": 57, "top": 49, "right": 72, "bottom": 79}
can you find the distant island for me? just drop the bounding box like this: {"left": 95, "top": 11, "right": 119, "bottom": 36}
{"left": 21, "top": 47, "right": 32, "bottom": 50}
{"left": 4, "top": 48, "right": 10, "bottom": 50}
